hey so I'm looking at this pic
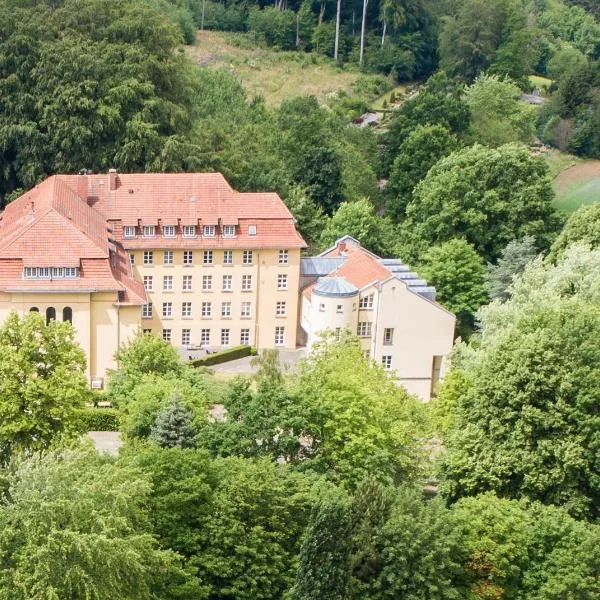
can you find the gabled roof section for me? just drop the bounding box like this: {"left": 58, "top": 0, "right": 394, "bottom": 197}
{"left": 328, "top": 248, "right": 393, "bottom": 289}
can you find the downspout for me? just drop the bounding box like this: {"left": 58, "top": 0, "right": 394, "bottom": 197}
{"left": 254, "top": 250, "right": 261, "bottom": 349}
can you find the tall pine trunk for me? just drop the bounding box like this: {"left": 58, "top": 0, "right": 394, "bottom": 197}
{"left": 334, "top": 0, "right": 342, "bottom": 61}
{"left": 359, "top": 0, "right": 368, "bottom": 66}
{"left": 381, "top": 22, "right": 386, "bottom": 46}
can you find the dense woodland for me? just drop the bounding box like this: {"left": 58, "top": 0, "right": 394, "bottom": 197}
{"left": 0, "top": 0, "right": 600, "bottom": 598}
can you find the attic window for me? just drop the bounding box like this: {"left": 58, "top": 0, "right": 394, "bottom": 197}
{"left": 163, "top": 225, "right": 176, "bottom": 238}
{"left": 223, "top": 225, "right": 236, "bottom": 237}
{"left": 183, "top": 225, "right": 196, "bottom": 238}
{"left": 203, "top": 225, "right": 216, "bottom": 237}
{"left": 23, "top": 267, "right": 79, "bottom": 279}
{"left": 248, "top": 224, "right": 257, "bottom": 236}
{"left": 142, "top": 225, "right": 155, "bottom": 238}
{"left": 123, "top": 225, "right": 136, "bottom": 239}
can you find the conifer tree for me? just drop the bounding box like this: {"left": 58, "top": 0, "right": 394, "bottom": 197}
{"left": 150, "top": 394, "right": 197, "bottom": 449}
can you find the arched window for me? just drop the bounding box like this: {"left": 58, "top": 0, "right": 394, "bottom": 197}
{"left": 62, "top": 307, "right": 72, "bottom": 324}
{"left": 46, "top": 307, "right": 56, "bottom": 325}
{"left": 29, "top": 307, "right": 39, "bottom": 313}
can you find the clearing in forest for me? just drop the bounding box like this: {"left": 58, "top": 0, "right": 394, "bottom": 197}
{"left": 187, "top": 30, "right": 385, "bottom": 106}
{"left": 552, "top": 157, "right": 600, "bottom": 212}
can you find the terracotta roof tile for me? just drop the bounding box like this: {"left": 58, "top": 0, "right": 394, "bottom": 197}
{"left": 327, "top": 249, "right": 392, "bottom": 289}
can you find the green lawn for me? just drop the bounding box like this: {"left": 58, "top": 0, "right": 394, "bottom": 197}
{"left": 553, "top": 177, "right": 600, "bottom": 212}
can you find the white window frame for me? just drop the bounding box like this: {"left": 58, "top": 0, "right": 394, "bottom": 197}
{"left": 182, "top": 302, "right": 192, "bottom": 318}
{"left": 181, "top": 328, "right": 191, "bottom": 346}
{"left": 123, "top": 225, "right": 136, "bottom": 239}
{"left": 203, "top": 250, "right": 213, "bottom": 265}
{"left": 274, "top": 326, "right": 285, "bottom": 346}
{"left": 162, "top": 329, "right": 172, "bottom": 342}
{"left": 357, "top": 322, "right": 372, "bottom": 337}
{"left": 142, "top": 303, "right": 153, "bottom": 318}
{"left": 221, "top": 328, "right": 230, "bottom": 346}
{"left": 163, "top": 225, "right": 176, "bottom": 238}
{"left": 203, "top": 225, "right": 216, "bottom": 237}
{"left": 278, "top": 250, "right": 288, "bottom": 264}
{"left": 200, "top": 329, "right": 210, "bottom": 345}
{"left": 383, "top": 328, "right": 394, "bottom": 345}
{"left": 242, "top": 274, "right": 252, "bottom": 291}
{"left": 248, "top": 224, "right": 257, "bottom": 236}
{"left": 223, "top": 250, "right": 233, "bottom": 265}
{"left": 142, "top": 225, "right": 156, "bottom": 238}
{"left": 202, "top": 275, "right": 213, "bottom": 291}
{"left": 182, "top": 275, "right": 193, "bottom": 292}
{"left": 143, "top": 251, "right": 153, "bottom": 265}
{"left": 163, "top": 275, "right": 173, "bottom": 292}
{"left": 242, "top": 250, "right": 253, "bottom": 265}
{"left": 223, "top": 225, "right": 236, "bottom": 237}
{"left": 221, "top": 302, "right": 231, "bottom": 318}
{"left": 276, "top": 301, "right": 286, "bottom": 316}
{"left": 183, "top": 250, "right": 193, "bottom": 266}
{"left": 201, "top": 302, "right": 212, "bottom": 318}
{"left": 143, "top": 275, "right": 153, "bottom": 291}
{"left": 240, "top": 328, "right": 250, "bottom": 345}
{"left": 162, "top": 302, "right": 173, "bottom": 318}
{"left": 382, "top": 355, "right": 392, "bottom": 370}
{"left": 222, "top": 275, "right": 232, "bottom": 291}
{"left": 163, "top": 250, "right": 174, "bottom": 265}
{"left": 183, "top": 225, "right": 197, "bottom": 238}
{"left": 359, "top": 294, "right": 374, "bottom": 309}
{"left": 241, "top": 301, "right": 251, "bottom": 318}
{"left": 129, "top": 253, "right": 135, "bottom": 265}
{"left": 277, "top": 274, "right": 288, "bottom": 290}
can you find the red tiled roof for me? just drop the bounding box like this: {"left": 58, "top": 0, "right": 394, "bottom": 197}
{"left": 58, "top": 173, "right": 306, "bottom": 249}
{"left": 328, "top": 249, "right": 392, "bottom": 289}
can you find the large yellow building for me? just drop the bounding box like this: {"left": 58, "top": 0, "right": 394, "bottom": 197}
{"left": 0, "top": 171, "right": 305, "bottom": 387}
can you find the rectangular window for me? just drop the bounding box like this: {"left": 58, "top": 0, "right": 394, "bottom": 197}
{"left": 182, "top": 275, "right": 193, "bottom": 292}
{"left": 319, "top": 303, "right": 325, "bottom": 312}
{"left": 223, "top": 225, "right": 236, "bottom": 237}
{"left": 382, "top": 355, "right": 392, "bottom": 370}
{"left": 143, "top": 329, "right": 152, "bottom": 335}
{"left": 23, "top": 266, "right": 82, "bottom": 279}
{"left": 248, "top": 224, "right": 257, "bottom": 236}
{"left": 203, "top": 225, "right": 216, "bottom": 237}
{"left": 162, "top": 329, "right": 172, "bottom": 342}
{"left": 163, "top": 225, "right": 176, "bottom": 238}
{"left": 183, "top": 251, "right": 193, "bottom": 265}
{"left": 277, "top": 274, "right": 288, "bottom": 290}
{"left": 163, "top": 275, "right": 173, "bottom": 292}
{"left": 202, "top": 275, "right": 213, "bottom": 291}
{"left": 275, "top": 326, "right": 285, "bottom": 346}
{"left": 163, "top": 250, "right": 173, "bottom": 265}
{"left": 223, "top": 250, "right": 233, "bottom": 265}
{"left": 364, "top": 349, "right": 370, "bottom": 359}
{"left": 276, "top": 301, "right": 286, "bottom": 316}
{"left": 162, "top": 302, "right": 173, "bottom": 318}
{"left": 241, "top": 301, "right": 251, "bottom": 318}
{"left": 383, "top": 328, "right": 394, "bottom": 345}
{"left": 123, "top": 225, "right": 136, "bottom": 239}
{"left": 221, "top": 302, "right": 231, "bottom": 317}
{"left": 200, "top": 329, "right": 210, "bottom": 345}
{"left": 242, "top": 274, "right": 252, "bottom": 291}
{"left": 142, "top": 225, "right": 155, "bottom": 238}
{"left": 279, "top": 250, "right": 288, "bottom": 264}
{"left": 182, "top": 302, "right": 192, "bottom": 318}
{"left": 243, "top": 250, "right": 253, "bottom": 264}
{"left": 357, "top": 322, "right": 372, "bottom": 337}
{"left": 201, "top": 302, "right": 212, "bottom": 318}
{"left": 336, "top": 304, "right": 343, "bottom": 313}
{"left": 142, "top": 303, "right": 153, "bottom": 318}
{"left": 222, "top": 275, "right": 232, "bottom": 291}
{"left": 221, "top": 328, "right": 230, "bottom": 346}
{"left": 359, "top": 294, "right": 374, "bottom": 309}
{"left": 143, "top": 251, "right": 153, "bottom": 265}
{"left": 143, "top": 275, "right": 153, "bottom": 291}
{"left": 203, "top": 250, "right": 213, "bottom": 265}
{"left": 181, "top": 328, "right": 191, "bottom": 346}
{"left": 240, "top": 328, "right": 250, "bottom": 345}
{"left": 183, "top": 225, "right": 196, "bottom": 238}
{"left": 129, "top": 253, "right": 135, "bottom": 265}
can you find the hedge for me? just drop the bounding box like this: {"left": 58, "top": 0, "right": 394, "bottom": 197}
{"left": 78, "top": 408, "right": 120, "bottom": 431}
{"left": 190, "top": 345, "right": 256, "bottom": 367}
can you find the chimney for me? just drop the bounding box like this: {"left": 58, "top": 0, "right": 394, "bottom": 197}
{"left": 26, "top": 201, "right": 35, "bottom": 224}
{"left": 77, "top": 172, "right": 89, "bottom": 201}
{"left": 108, "top": 168, "right": 118, "bottom": 192}
{"left": 338, "top": 240, "right": 347, "bottom": 254}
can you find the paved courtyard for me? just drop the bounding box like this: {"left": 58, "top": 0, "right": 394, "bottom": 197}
{"left": 210, "top": 347, "right": 307, "bottom": 375}
{"left": 87, "top": 431, "right": 123, "bottom": 456}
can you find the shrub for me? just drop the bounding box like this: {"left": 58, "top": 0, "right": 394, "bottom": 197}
{"left": 190, "top": 345, "right": 256, "bottom": 367}
{"left": 78, "top": 408, "right": 120, "bottom": 431}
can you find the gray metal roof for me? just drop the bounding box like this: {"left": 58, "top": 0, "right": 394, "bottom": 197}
{"left": 301, "top": 257, "right": 345, "bottom": 276}
{"left": 313, "top": 277, "right": 359, "bottom": 298}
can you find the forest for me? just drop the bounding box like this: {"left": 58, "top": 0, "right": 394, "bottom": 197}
{"left": 0, "top": 0, "right": 599, "bottom": 598}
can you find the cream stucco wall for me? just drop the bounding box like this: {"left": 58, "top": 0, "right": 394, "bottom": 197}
{"left": 305, "top": 291, "right": 358, "bottom": 348}
{"left": 131, "top": 247, "right": 300, "bottom": 351}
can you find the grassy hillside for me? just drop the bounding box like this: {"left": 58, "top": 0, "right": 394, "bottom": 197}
{"left": 548, "top": 149, "right": 600, "bottom": 212}
{"left": 187, "top": 31, "right": 388, "bottom": 106}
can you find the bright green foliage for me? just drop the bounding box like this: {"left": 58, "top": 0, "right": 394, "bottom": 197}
{"left": 248, "top": 7, "right": 298, "bottom": 50}
{"left": 0, "top": 312, "right": 88, "bottom": 463}
{"left": 430, "top": 370, "right": 471, "bottom": 438}
{"left": 486, "top": 235, "right": 538, "bottom": 301}
{"left": 0, "top": 444, "right": 195, "bottom": 599}
{"left": 387, "top": 124, "right": 459, "bottom": 220}
{"left": 0, "top": 0, "right": 201, "bottom": 196}
{"left": 549, "top": 203, "right": 600, "bottom": 260}
{"left": 403, "top": 144, "right": 562, "bottom": 263}
{"left": 283, "top": 186, "right": 327, "bottom": 251}
{"left": 291, "top": 491, "right": 353, "bottom": 600}
{"left": 465, "top": 75, "right": 536, "bottom": 147}
{"left": 321, "top": 199, "right": 398, "bottom": 256}
{"left": 355, "top": 487, "right": 468, "bottom": 599}
{"left": 292, "top": 332, "right": 427, "bottom": 487}
{"left": 453, "top": 493, "right": 600, "bottom": 599}
{"left": 440, "top": 245, "right": 600, "bottom": 519}
{"left": 419, "top": 238, "right": 488, "bottom": 337}
{"left": 547, "top": 44, "right": 588, "bottom": 80}
{"left": 150, "top": 394, "right": 198, "bottom": 449}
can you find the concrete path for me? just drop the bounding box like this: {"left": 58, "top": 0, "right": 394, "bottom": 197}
{"left": 87, "top": 431, "right": 123, "bottom": 456}
{"left": 210, "top": 348, "right": 307, "bottom": 375}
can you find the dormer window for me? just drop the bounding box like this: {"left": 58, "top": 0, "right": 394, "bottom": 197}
{"left": 142, "top": 225, "right": 155, "bottom": 238}
{"left": 123, "top": 225, "right": 136, "bottom": 239}
{"left": 183, "top": 225, "right": 196, "bottom": 238}
{"left": 248, "top": 224, "right": 257, "bottom": 236}
{"left": 203, "top": 225, "right": 216, "bottom": 237}
{"left": 223, "top": 225, "right": 236, "bottom": 237}
{"left": 163, "top": 225, "right": 176, "bottom": 238}
{"left": 23, "top": 266, "right": 79, "bottom": 279}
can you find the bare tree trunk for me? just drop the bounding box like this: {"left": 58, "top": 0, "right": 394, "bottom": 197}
{"left": 319, "top": 2, "right": 326, "bottom": 24}
{"left": 296, "top": 12, "right": 300, "bottom": 48}
{"left": 381, "top": 22, "right": 386, "bottom": 46}
{"left": 359, "top": 0, "right": 368, "bottom": 66}
{"left": 352, "top": 10, "right": 355, "bottom": 40}
{"left": 201, "top": 0, "right": 205, "bottom": 31}
{"left": 334, "top": 0, "right": 342, "bottom": 61}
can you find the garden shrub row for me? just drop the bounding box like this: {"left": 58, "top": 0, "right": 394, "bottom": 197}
{"left": 78, "top": 408, "right": 120, "bottom": 431}
{"left": 190, "top": 345, "right": 256, "bottom": 367}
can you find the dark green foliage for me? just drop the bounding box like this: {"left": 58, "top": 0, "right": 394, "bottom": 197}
{"left": 77, "top": 408, "right": 120, "bottom": 432}
{"left": 150, "top": 395, "right": 198, "bottom": 449}
{"left": 190, "top": 344, "right": 256, "bottom": 367}
{"left": 486, "top": 235, "right": 538, "bottom": 301}
{"left": 248, "top": 7, "right": 297, "bottom": 50}
{"left": 291, "top": 492, "right": 353, "bottom": 600}
{"left": 401, "top": 144, "right": 562, "bottom": 263}
{"left": 549, "top": 203, "right": 600, "bottom": 260}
